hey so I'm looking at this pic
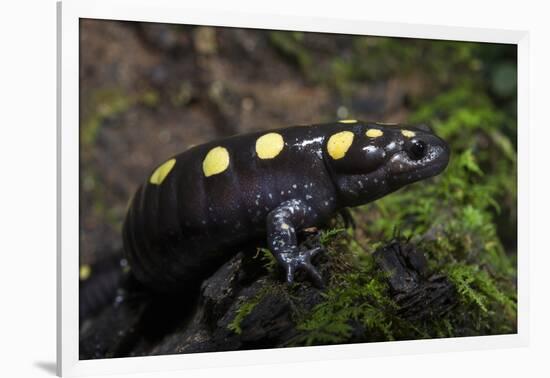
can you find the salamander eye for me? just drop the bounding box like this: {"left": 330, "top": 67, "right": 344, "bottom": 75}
{"left": 408, "top": 140, "right": 427, "bottom": 160}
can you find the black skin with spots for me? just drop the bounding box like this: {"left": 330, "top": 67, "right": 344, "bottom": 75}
{"left": 123, "top": 121, "right": 450, "bottom": 292}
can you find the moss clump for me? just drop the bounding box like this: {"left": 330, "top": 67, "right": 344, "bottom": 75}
{"left": 447, "top": 263, "right": 516, "bottom": 328}
{"left": 253, "top": 247, "right": 278, "bottom": 274}
{"left": 228, "top": 294, "right": 263, "bottom": 335}
{"left": 292, "top": 242, "right": 399, "bottom": 345}
{"left": 319, "top": 228, "right": 347, "bottom": 246}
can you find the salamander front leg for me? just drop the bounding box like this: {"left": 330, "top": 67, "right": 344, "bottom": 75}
{"left": 266, "top": 199, "right": 324, "bottom": 287}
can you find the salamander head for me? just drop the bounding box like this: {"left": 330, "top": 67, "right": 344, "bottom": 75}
{"left": 324, "top": 122, "right": 450, "bottom": 207}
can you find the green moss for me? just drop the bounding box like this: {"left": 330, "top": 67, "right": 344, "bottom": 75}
{"left": 286, "top": 230, "right": 429, "bottom": 346}
{"left": 228, "top": 295, "right": 263, "bottom": 335}
{"left": 447, "top": 263, "right": 516, "bottom": 315}
{"left": 227, "top": 282, "right": 299, "bottom": 335}
{"left": 319, "top": 228, "right": 346, "bottom": 246}
{"left": 253, "top": 247, "right": 278, "bottom": 273}
{"left": 293, "top": 269, "right": 398, "bottom": 345}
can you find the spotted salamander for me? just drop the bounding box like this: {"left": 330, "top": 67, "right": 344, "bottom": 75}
{"left": 123, "top": 120, "right": 450, "bottom": 291}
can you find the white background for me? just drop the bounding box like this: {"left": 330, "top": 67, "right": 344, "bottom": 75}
{"left": 1, "top": 0, "right": 548, "bottom": 377}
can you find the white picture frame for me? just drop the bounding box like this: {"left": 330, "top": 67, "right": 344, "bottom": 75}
{"left": 57, "top": 0, "right": 529, "bottom": 376}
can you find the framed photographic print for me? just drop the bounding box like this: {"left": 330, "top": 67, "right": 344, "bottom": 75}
{"left": 57, "top": 0, "right": 529, "bottom": 376}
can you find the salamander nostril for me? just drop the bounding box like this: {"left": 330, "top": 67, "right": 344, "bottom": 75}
{"left": 408, "top": 140, "right": 427, "bottom": 160}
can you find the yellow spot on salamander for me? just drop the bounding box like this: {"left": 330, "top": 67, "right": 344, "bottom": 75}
{"left": 338, "top": 119, "right": 357, "bottom": 124}
{"left": 256, "top": 132, "right": 284, "bottom": 159}
{"left": 366, "top": 129, "right": 384, "bottom": 138}
{"left": 203, "top": 146, "right": 230, "bottom": 177}
{"left": 79, "top": 265, "right": 92, "bottom": 281}
{"left": 149, "top": 158, "right": 176, "bottom": 185}
{"left": 327, "top": 131, "right": 354, "bottom": 160}
{"left": 401, "top": 130, "right": 416, "bottom": 138}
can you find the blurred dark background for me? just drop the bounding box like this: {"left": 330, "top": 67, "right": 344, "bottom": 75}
{"left": 79, "top": 19, "right": 517, "bottom": 267}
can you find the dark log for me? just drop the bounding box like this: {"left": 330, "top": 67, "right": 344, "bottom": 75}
{"left": 373, "top": 241, "right": 457, "bottom": 321}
